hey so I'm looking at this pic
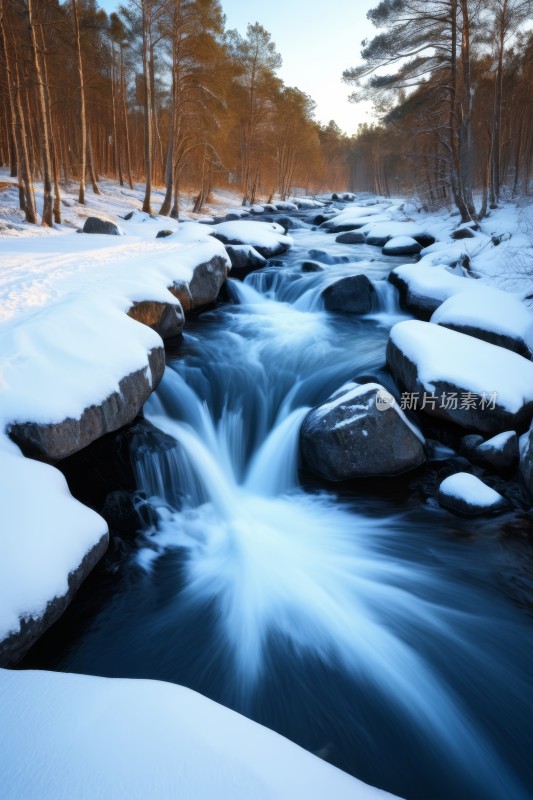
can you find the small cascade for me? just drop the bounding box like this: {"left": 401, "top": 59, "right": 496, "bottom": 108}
{"left": 371, "top": 278, "right": 402, "bottom": 315}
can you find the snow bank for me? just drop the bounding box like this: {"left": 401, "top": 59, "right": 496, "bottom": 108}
{"left": 387, "top": 320, "right": 533, "bottom": 434}
{"left": 430, "top": 285, "right": 533, "bottom": 357}
{"left": 0, "top": 442, "right": 107, "bottom": 650}
{"left": 390, "top": 263, "right": 477, "bottom": 317}
{"left": 389, "top": 321, "right": 533, "bottom": 415}
{"left": 0, "top": 669, "right": 398, "bottom": 800}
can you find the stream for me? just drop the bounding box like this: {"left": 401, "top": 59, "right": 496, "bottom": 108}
{"left": 23, "top": 212, "right": 533, "bottom": 799}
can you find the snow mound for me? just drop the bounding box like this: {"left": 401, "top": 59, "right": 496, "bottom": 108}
{"left": 390, "top": 263, "right": 477, "bottom": 317}
{"left": 0, "top": 669, "right": 398, "bottom": 800}
{"left": 430, "top": 285, "right": 533, "bottom": 358}
{"left": 387, "top": 320, "right": 533, "bottom": 433}
{"left": 438, "top": 472, "right": 506, "bottom": 514}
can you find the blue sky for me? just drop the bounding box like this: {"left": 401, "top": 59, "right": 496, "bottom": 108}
{"left": 98, "top": 0, "right": 376, "bottom": 133}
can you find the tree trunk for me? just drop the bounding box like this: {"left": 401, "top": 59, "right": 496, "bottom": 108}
{"left": 141, "top": 3, "right": 152, "bottom": 214}
{"left": 86, "top": 126, "right": 101, "bottom": 193}
{"left": 71, "top": 0, "right": 86, "bottom": 204}
{"left": 120, "top": 47, "right": 133, "bottom": 190}
{"left": 27, "top": 0, "right": 53, "bottom": 226}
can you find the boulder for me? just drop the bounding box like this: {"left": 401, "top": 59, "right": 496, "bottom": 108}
{"left": 322, "top": 274, "right": 376, "bottom": 314}
{"left": 389, "top": 263, "right": 476, "bottom": 319}
{"left": 83, "top": 217, "right": 123, "bottom": 236}
{"left": 328, "top": 222, "right": 365, "bottom": 234}
{"left": 211, "top": 220, "right": 291, "bottom": 259}
{"left": 335, "top": 231, "right": 365, "bottom": 244}
{"left": 168, "top": 255, "right": 229, "bottom": 312}
{"left": 156, "top": 229, "right": 173, "bottom": 239}
{"left": 387, "top": 320, "right": 533, "bottom": 434}
{"left": 300, "top": 382, "right": 426, "bottom": 480}
{"left": 438, "top": 472, "right": 508, "bottom": 515}
{"left": 382, "top": 236, "right": 422, "bottom": 256}
{"left": 8, "top": 347, "right": 165, "bottom": 462}
{"left": 431, "top": 286, "right": 533, "bottom": 359}
{"left": 225, "top": 244, "right": 267, "bottom": 280}
{"left": 301, "top": 260, "right": 325, "bottom": 273}
{"left": 127, "top": 299, "right": 184, "bottom": 339}
{"left": 461, "top": 431, "right": 519, "bottom": 472}
{"left": 308, "top": 249, "right": 349, "bottom": 265}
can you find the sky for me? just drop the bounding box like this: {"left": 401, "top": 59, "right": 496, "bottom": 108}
{"left": 98, "top": 0, "right": 378, "bottom": 135}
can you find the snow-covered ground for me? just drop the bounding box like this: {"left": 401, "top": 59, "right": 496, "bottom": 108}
{"left": 0, "top": 668, "right": 397, "bottom": 800}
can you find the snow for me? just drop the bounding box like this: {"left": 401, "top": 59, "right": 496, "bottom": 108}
{"left": 0, "top": 669, "right": 398, "bottom": 800}
{"left": 212, "top": 220, "right": 293, "bottom": 249}
{"left": 430, "top": 285, "right": 533, "bottom": 354}
{"left": 439, "top": 473, "right": 504, "bottom": 508}
{"left": 391, "top": 263, "right": 476, "bottom": 304}
{"left": 479, "top": 431, "right": 515, "bottom": 451}
{"left": 0, "top": 442, "right": 107, "bottom": 640}
{"left": 390, "top": 320, "right": 533, "bottom": 414}
{"left": 384, "top": 236, "right": 419, "bottom": 248}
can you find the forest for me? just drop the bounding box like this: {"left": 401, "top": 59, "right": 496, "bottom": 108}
{"left": 344, "top": 0, "right": 533, "bottom": 220}
{"left": 1, "top": 0, "right": 533, "bottom": 225}
{"left": 0, "top": 0, "right": 352, "bottom": 225}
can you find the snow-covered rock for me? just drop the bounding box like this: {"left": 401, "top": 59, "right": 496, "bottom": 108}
{"left": 322, "top": 274, "right": 376, "bottom": 314}
{"left": 168, "top": 255, "right": 229, "bottom": 312}
{"left": 225, "top": 244, "right": 267, "bottom": 280}
{"left": 300, "top": 382, "right": 425, "bottom": 480}
{"left": 430, "top": 286, "right": 533, "bottom": 358}
{"left": 361, "top": 221, "right": 436, "bottom": 249}
{"left": 82, "top": 216, "right": 124, "bottom": 236}
{"left": 335, "top": 231, "right": 365, "bottom": 244}
{"left": 0, "top": 443, "right": 108, "bottom": 665}
{"left": 461, "top": 431, "right": 519, "bottom": 473}
{"left": 9, "top": 346, "right": 165, "bottom": 462}
{"left": 389, "top": 263, "right": 478, "bottom": 318}
{"left": 211, "top": 220, "right": 293, "bottom": 259}
{"left": 0, "top": 669, "right": 397, "bottom": 800}
{"left": 382, "top": 236, "right": 422, "bottom": 256}
{"left": 438, "top": 472, "right": 507, "bottom": 514}
{"left": 387, "top": 321, "right": 533, "bottom": 434}
{"left": 127, "top": 299, "right": 184, "bottom": 339}
{"left": 274, "top": 201, "right": 299, "bottom": 211}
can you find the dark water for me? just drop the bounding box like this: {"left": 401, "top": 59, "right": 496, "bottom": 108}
{"left": 23, "top": 212, "right": 533, "bottom": 799}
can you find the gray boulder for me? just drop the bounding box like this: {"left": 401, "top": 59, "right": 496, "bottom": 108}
{"left": 438, "top": 472, "right": 508, "bottom": 515}
{"left": 300, "top": 382, "right": 426, "bottom": 481}
{"left": 169, "top": 255, "right": 229, "bottom": 312}
{"left": 335, "top": 231, "right": 365, "bottom": 244}
{"left": 461, "top": 431, "right": 519, "bottom": 472}
{"left": 83, "top": 217, "right": 123, "bottom": 236}
{"left": 225, "top": 244, "right": 267, "bottom": 280}
{"left": 8, "top": 347, "right": 165, "bottom": 462}
{"left": 322, "top": 274, "right": 376, "bottom": 314}
{"left": 301, "top": 261, "right": 325, "bottom": 273}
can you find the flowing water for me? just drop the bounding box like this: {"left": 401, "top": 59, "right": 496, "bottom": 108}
{"left": 25, "top": 214, "right": 533, "bottom": 799}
